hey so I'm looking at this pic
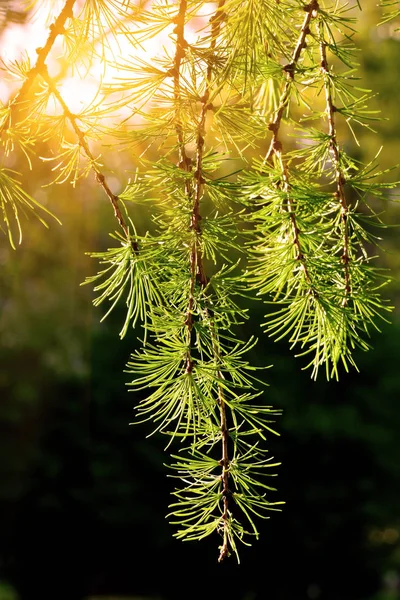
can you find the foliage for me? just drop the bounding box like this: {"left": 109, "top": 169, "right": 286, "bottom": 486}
{"left": 0, "top": 0, "right": 396, "bottom": 561}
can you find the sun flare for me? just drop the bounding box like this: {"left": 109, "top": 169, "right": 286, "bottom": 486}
{"left": 0, "top": 1, "right": 211, "bottom": 122}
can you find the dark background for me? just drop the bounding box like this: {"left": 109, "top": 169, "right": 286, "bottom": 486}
{"left": 0, "top": 2, "right": 400, "bottom": 599}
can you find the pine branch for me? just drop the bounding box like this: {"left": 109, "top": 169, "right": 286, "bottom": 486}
{"left": 171, "top": 0, "right": 196, "bottom": 376}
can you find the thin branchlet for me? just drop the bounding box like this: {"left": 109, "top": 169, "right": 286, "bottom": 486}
{"left": 193, "top": 0, "right": 232, "bottom": 563}
{"left": 0, "top": 0, "right": 76, "bottom": 138}
{"left": 276, "top": 151, "right": 313, "bottom": 286}
{"left": 175, "top": 0, "right": 232, "bottom": 561}
{"left": 263, "top": 1, "right": 318, "bottom": 289}
{"left": 41, "top": 69, "right": 137, "bottom": 250}
{"left": 265, "top": 0, "right": 318, "bottom": 163}
{"left": 172, "top": 0, "right": 190, "bottom": 169}
{"left": 171, "top": 0, "right": 197, "bottom": 374}
{"left": 317, "top": 18, "right": 351, "bottom": 305}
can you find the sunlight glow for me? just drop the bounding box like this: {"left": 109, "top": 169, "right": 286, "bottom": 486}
{"left": 0, "top": 1, "right": 211, "bottom": 118}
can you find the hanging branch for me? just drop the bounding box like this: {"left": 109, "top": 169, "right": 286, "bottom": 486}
{"left": 181, "top": 0, "right": 226, "bottom": 361}
{"left": 199, "top": 3, "right": 230, "bottom": 560}
{"left": 117, "top": 0, "right": 283, "bottom": 562}
{"left": 0, "top": 0, "right": 76, "bottom": 247}
{"left": 191, "top": 0, "right": 233, "bottom": 562}
{"left": 0, "top": 0, "right": 77, "bottom": 138}
{"left": 189, "top": 0, "right": 227, "bottom": 295}
{"left": 172, "top": 0, "right": 233, "bottom": 561}
{"left": 249, "top": 0, "right": 395, "bottom": 381}
{"left": 247, "top": 0, "right": 362, "bottom": 378}
{"left": 317, "top": 17, "right": 351, "bottom": 306}
{"left": 0, "top": 0, "right": 136, "bottom": 252}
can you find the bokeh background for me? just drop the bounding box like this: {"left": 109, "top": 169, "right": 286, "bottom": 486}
{"left": 0, "top": 2, "right": 399, "bottom": 599}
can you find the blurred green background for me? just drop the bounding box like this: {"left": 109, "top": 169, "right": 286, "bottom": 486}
{"left": 0, "top": 2, "right": 400, "bottom": 599}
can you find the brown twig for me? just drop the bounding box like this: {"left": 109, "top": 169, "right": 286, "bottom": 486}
{"left": 172, "top": 0, "right": 190, "bottom": 171}
{"left": 0, "top": 0, "right": 76, "bottom": 138}
{"left": 182, "top": 0, "right": 221, "bottom": 356}
{"left": 264, "top": 0, "right": 318, "bottom": 163}
{"left": 317, "top": 19, "right": 351, "bottom": 305}
{"left": 191, "top": 0, "right": 231, "bottom": 563}
{"left": 276, "top": 150, "right": 312, "bottom": 282}
{"left": 218, "top": 372, "right": 230, "bottom": 562}
{"left": 263, "top": 1, "right": 318, "bottom": 288}
{"left": 191, "top": 0, "right": 226, "bottom": 296}
{"left": 189, "top": 0, "right": 232, "bottom": 563}
{"left": 42, "top": 68, "right": 137, "bottom": 250}
{"left": 172, "top": 0, "right": 230, "bottom": 560}
{"left": 171, "top": 0, "right": 196, "bottom": 375}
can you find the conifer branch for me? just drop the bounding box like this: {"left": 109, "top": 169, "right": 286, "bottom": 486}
{"left": 317, "top": 18, "right": 351, "bottom": 305}
{"left": 201, "top": 1, "right": 231, "bottom": 563}
{"left": 41, "top": 68, "right": 137, "bottom": 250}
{"left": 0, "top": 0, "right": 76, "bottom": 138}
